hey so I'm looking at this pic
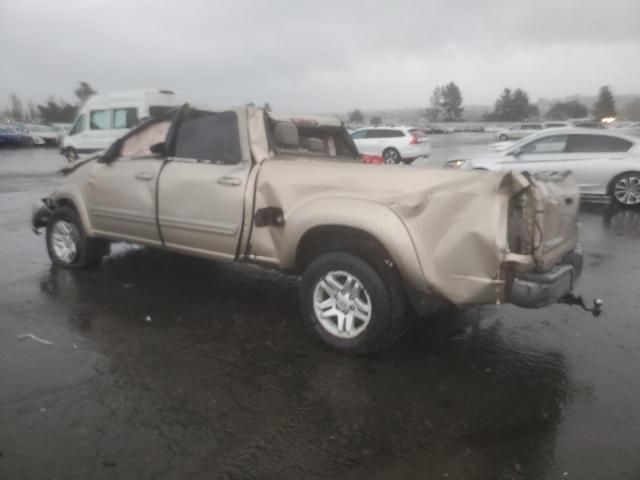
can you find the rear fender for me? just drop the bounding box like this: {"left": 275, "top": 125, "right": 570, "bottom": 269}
{"left": 276, "top": 197, "right": 427, "bottom": 291}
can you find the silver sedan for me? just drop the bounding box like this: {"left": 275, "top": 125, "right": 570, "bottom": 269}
{"left": 445, "top": 128, "right": 640, "bottom": 207}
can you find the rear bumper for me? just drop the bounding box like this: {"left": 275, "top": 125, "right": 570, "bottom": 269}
{"left": 509, "top": 246, "right": 583, "bottom": 308}
{"left": 399, "top": 144, "right": 431, "bottom": 159}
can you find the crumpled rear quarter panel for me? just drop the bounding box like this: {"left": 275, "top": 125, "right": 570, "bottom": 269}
{"left": 251, "top": 159, "right": 512, "bottom": 305}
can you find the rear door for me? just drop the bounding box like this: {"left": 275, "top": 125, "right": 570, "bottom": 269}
{"left": 158, "top": 110, "right": 250, "bottom": 260}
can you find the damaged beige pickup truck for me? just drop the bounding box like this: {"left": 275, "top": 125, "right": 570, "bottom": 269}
{"left": 33, "top": 105, "right": 590, "bottom": 354}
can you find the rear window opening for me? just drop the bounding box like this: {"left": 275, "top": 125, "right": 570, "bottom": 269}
{"left": 269, "top": 119, "right": 358, "bottom": 160}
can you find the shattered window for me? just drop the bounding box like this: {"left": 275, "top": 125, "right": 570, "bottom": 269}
{"left": 120, "top": 121, "right": 171, "bottom": 157}
{"left": 173, "top": 110, "right": 242, "bottom": 165}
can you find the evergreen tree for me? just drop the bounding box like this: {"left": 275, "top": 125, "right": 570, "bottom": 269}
{"left": 593, "top": 86, "right": 616, "bottom": 120}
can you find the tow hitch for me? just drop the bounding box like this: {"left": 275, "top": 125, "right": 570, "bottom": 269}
{"left": 560, "top": 294, "right": 603, "bottom": 317}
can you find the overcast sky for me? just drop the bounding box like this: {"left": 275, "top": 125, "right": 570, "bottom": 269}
{"left": 1, "top": 0, "right": 639, "bottom": 112}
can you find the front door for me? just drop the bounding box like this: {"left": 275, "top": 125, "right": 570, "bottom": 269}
{"left": 158, "top": 110, "right": 249, "bottom": 260}
{"left": 85, "top": 156, "right": 164, "bottom": 245}
{"left": 500, "top": 134, "right": 570, "bottom": 172}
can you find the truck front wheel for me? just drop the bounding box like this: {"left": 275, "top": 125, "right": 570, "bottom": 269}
{"left": 300, "top": 252, "right": 405, "bottom": 355}
{"left": 46, "top": 207, "right": 108, "bottom": 268}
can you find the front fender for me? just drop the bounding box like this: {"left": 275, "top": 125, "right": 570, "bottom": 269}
{"left": 49, "top": 187, "right": 94, "bottom": 236}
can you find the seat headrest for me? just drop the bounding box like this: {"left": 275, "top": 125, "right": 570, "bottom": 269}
{"left": 274, "top": 122, "right": 299, "bottom": 148}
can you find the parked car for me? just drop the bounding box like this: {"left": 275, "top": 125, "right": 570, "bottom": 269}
{"left": 0, "top": 126, "right": 33, "bottom": 147}
{"left": 543, "top": 121, "right": 571, "bottom": 129}
{"left": 569, "top": 118, "right": 604, "bottom": 129}
{"left": 494, "top": 123, "right": 544, "bottom": 141}
{"left": 24, "top": 124, "right": 61, "bottom": 146}
{"left": 61, "top": 89, "right": 186, "bottom": 160}
{"left": 487, "top": 140, "right": 515, "bottom": 152}
{"left": 31, "top": 105, "right": 587, "bottom": 354}
{"left": 50, "top": 123, "right": 73, "bottom": 136}
{"left": 351, "top": 126, "right": 431, "bottom": 164}
{"left": 445, "top": 128, "right": 640, "bottom": 207}
{"left": 421, "top": 125, "right": 448, "bottom": 134}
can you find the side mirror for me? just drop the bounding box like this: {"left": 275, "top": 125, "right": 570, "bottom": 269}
{"left": 150, "top": 142, "right": 166, "bottom": 155}
{"left": 509, "top": 148, "right": 521, "bottom": 157}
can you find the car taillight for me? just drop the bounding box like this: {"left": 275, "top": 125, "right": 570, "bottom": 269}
{"left": 409, "top": 134, "right": 418, "bottom": 144}
{"left": 508, "top": 190, "right": 534, "bottom": 255}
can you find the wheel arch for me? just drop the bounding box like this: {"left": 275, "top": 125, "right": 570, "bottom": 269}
{"left": 51, "top": 190, "right": 94, "bottom": 236}
{"left": 278, "top": 197, "right": 427, "bottom": 291}
{"left": 606, "top": 170, "right": 640, "bottom": 195}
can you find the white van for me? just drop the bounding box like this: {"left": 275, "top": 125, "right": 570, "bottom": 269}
{"left": 61, "top": 90, "right": 186, "bottom": 159}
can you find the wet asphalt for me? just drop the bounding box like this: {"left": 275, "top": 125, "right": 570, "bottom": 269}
{"left": 1, "top": 136, "right": 639, "bottom": 479}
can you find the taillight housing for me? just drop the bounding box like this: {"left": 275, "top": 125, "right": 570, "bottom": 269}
{"left": 409, "top": 134, "right": 418, "bottom": 145}
{"left": 508, "top": 190, "right": 534, "bottom": 254}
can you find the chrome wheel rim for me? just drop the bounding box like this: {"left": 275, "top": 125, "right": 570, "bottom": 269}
{"left": 614, "top": 176, "right": 640, "bottom": 205}
{"left": 51, "top": 220, "right": 78, "bottom": 264}
{"left": 383, "top": 149, "right": 400, "bottom": 164}
{"left": 313, "top": 270, "right": 372, "bottom": 339}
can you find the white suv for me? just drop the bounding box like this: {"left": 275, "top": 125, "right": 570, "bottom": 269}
{"left": 351, "top": 127, "right": 431, "bottom": 164}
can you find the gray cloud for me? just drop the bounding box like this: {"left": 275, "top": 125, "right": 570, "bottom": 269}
{"left": 1, "top": 0, "right": 639, "bottom": 112}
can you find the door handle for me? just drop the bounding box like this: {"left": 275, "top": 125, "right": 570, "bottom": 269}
{"left": 135, "top": 172, "right": 154, "bottom": 181}
{"left": 217, "top": 176, "right": 242, "bottom": 187}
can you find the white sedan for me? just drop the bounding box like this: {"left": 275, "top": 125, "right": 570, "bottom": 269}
{"left": 445, "top": 128, "right": 640, "bottom": 207}
{"left": 494, "top": 123, "right": 544, "bottom": 141}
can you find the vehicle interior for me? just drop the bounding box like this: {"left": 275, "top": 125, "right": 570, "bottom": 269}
{"left": 269, "top": 118, "right": 359, "bottom": 160}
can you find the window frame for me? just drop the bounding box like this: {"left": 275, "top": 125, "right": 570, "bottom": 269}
{"left": 89, "top": 110, "right": 110, "bottom": 130}
{"left": 169, "top": 109, "right": 243, "bottom": 165}
{"left": 70, "top": 114, "right": 87, "bottom": 135}
{"left": 519, "top": 134, "right": 569, "bottom": 155}
{"left": 351, "top": 130, "right": 369, "bottom": 140}
{"left": 112, "top": 107, "right": 139, "bottom": 129}
{"left": 565, "top": 134, "right": 633, "bottom": 154}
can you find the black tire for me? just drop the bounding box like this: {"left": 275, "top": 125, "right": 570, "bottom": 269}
{"left": 300, "top": 252, "right": 406, "bottom": 355}
{"left": 499, "top": 134, "right": 508, "bottom": 141}
{"left": 609, "top": 172, "right": 640, "bottom": 208}
{"left": 382, "top": 148, "right": 401, "bottom": 165}
{"left": 46, "top": 207, "right": 108, "bottom": 268}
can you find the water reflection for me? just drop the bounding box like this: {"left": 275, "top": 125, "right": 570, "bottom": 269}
{"left": 39, "top": 248, "right": 572, "bottom": 478}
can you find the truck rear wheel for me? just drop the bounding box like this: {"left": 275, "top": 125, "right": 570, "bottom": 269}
{"left": 300, "top": 252, "right": 405, "bottom": 355}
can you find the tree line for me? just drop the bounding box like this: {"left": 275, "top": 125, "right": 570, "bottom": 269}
{"left": 4, "top": 82, "right": 97, "bottom": 124}
{"left": 349, "top": 84, "right": 624, "bottom": 125}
